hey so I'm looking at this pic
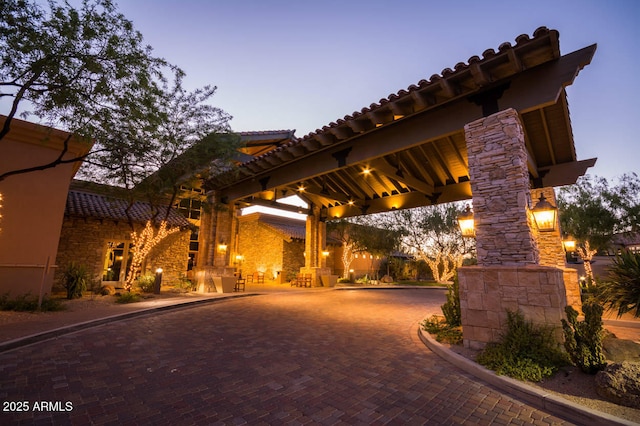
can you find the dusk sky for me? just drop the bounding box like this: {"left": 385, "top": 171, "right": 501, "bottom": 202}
{"left": 113, "top": 0, "right": 640, "bottom": 182}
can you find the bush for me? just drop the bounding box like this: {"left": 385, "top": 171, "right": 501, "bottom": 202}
{"left": 597, "top": 250, "right": 640, "bottom": 318}
{"left": 421, "top": 315, "right": 463, "bottom": 345}
{"left": 136, "top": 273, "right": 156, "bottom": 293}
{"left": 115, "top": 292, "right": 141, "bottom": 304}
{"left": 476, "top": 310, "right": 569, "bottom": 382}
{"left": 337, "top": 277, "right": 351, "bottom": 283}
{"left": 441, "top": 274, "right": 461, "bottom": 327}
{"left": 61, "top": 262, "right": 89, "bottom": 299}
{"left": 0, "top": 293, "right": 65, "bottom": 312}
{"left": 561, "top": 301, "right": 606, "bottom": 374}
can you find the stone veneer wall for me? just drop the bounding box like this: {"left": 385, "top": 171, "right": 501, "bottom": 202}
{"left": 55, "top": 216, "right": 189, "bottom": 290}
{"left": 465, "top": 108, "right": 539, "bottom": 265}
{"left": 460, "top": 108, "right": 572, "bottom": 349}
{"left": 237, "top": 218, "right": 282, "bottom": 279}
{"left": 458, "top": 265, "right": 568, "bottom": 349}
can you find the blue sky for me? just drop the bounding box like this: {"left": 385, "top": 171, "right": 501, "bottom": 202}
{"left": 12, "top": 0, "right": 640, "bottom": 182}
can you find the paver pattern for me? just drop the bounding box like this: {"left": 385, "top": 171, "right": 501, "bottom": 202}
{"left": 1, "top": 289, "right": 573, "bottom": 425}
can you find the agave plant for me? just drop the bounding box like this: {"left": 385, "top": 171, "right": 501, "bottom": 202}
{"left": 598, "top": 250, "right": 640, "bottom": 318}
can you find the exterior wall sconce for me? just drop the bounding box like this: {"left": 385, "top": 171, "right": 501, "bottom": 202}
{"left": 217, "top": 241, "right": 228, "bottom": 253}
{"left": 531, "top": 194, "right": 558, "bottom": 232}
{"left": 457, "top": 205, "right": 475, "bottom": 238}
{"left": 322, "top": 250, "right": 330, "bottom": 257}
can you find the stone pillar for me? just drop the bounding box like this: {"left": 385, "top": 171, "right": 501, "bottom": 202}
{"left": 195, "top": 191, "right": 236, "bottom": 292}
{"left": 302, "top": 204, "right": 330, "bottom": 286}
{"left": 465, "top": 108, "right": 539, "bottom": 266}
{"left": 530, "top": 187, "right": 582, "bottom": 312}
{"left": 459, "top": 108, "right": 570, "bottom": 349}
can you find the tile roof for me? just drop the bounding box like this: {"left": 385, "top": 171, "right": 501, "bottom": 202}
{"left": 212, "top": 26, "right": 564, "bottom": 178}
{"left": 65, "top": 189, "right": 190, "bottom": 228}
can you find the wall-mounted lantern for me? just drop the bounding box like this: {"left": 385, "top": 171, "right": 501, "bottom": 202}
{"left": 457, "top": 205, "right": 475, "bottom": 238}
{"left": 322, "top": 250, "right": 330, "bottom": 257}
{"left": 217, "top": 241, "right": 228, "bottom": 254}
{"left": 531, "top": 194, "right": 558, "bottom": 232}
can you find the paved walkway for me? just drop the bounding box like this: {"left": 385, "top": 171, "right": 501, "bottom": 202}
{"left": 0, "top": 286, "right": 637, "bottom": 425}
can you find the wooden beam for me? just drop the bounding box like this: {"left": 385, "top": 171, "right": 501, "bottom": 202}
{"left": 370, "top": 158, "right": 435, "bottom": 195}
{"left": 215, "top": 45, "right": 596, "bottom": 202}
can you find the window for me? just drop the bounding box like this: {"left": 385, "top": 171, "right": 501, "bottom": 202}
{"left": 102, "top": 241, "right": 133, "bottom": 282}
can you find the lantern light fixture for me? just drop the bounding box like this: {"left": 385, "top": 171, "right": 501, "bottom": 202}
{"left": 457, "top": 205, "right": 475, "bottom": 238}
{"left": 562, "top": 235, "right": 576, "bottom": 252}
{"left": 531, "top": 194, "right": 558, "bottom": 232}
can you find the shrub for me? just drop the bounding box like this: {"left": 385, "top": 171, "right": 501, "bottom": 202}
{"left": 61, "top": 262, "right": 89, "bottom": 299}
{"left": 421, "top": 315, "right": 463, "bottom": 345}
{"left": 0, "top": 293, "right": 65, "bottom": 312}
{"left": 597, "top": 250, "right": 640, "bottom": 318}
{"left": 115, "top": 292, "right": 141, "bottom": 304}
{"left": 476, "top": 310, "right": 569, "bottom": 382}
{"left": 337, "top": 277, "right": 351, "bottom": 283}
{"left": 561, "top": 301, "right": 606, "bottom": 374}
{"left": 136, "top": 273, "right": 156, "bottom": 293}
{"left": 441, "top": 274, "right": 461, "bottom": 327}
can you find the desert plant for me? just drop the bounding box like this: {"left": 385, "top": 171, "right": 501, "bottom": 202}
{"left": 0, "top": 293, "right": 65, "bottom": 312}
{"left": 597, "top": 250, "right": 640, "bottom": 318}
{"left": 61, "top": 262, "right": 89, "bottom": 299}
{"left": 477, "top": 310, "right": 569, "bottom": 382}
{"left": 136, "top": 273, "right": 156, "bottom": 293}
{"left": 441, "top": 274, "right": 461, "bottom": 327}
{"left": 421, "top": 315, "right": 463, "bottom": 345}
{"left": 115, "top": 292, "right": 141, "bottom": 304}
{"left": 561, "top": 301, "right": 606, "bottom": 374}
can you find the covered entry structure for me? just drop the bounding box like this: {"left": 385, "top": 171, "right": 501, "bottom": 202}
{"left": 198, "top": 27, "right": 596, "bottom": 348}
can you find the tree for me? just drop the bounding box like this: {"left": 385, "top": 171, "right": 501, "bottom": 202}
{"left": 558, "top": 173, "right": 640, "bottom": 281}
{"left": 390, "top": 203, "right": 474, "bottom": 283}
{"left": 1, "top": 0, "right": 239, "bottom": 287}
{"left": 327, "top": 217, "right": 402, "bottom": 279}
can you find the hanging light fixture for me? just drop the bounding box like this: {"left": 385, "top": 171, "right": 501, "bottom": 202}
{"left": 531, "top": 194, "right": 558, "bottom": 232}
{"left": 457, "top": 205, "right": 475, "bottom": 238}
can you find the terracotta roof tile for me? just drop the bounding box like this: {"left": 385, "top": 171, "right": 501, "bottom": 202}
{"left": 66, "top": 190, "right": 189, "bottom": 228}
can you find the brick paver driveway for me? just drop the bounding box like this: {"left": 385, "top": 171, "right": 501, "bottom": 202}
{"left": 1, "top": 289, "right": 571, "bottom": 425}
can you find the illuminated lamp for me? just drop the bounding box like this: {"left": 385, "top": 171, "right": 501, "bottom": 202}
{"left": 217, "top": 241, "right": 228, "bottom": 253}
{"left": 457, "top": 205, "right": 475, "bottom": 238}
{"left": 531, "top": 194, "right": 558, "bottom": 232}
{"left": 562, "top": 235, "right": 576, "bottom": 252}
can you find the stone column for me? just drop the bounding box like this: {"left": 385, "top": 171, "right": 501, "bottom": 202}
{"left": 465, "top": 108, "right": 539, "bottom": 266}
{"left": 458, "top": 108, "right": 570, "bottom": 349}
{"left": 302, "top": 204, "right": 330, "bottom": 286}
{"left": 195, "top": 191, "right": 236, "bottom": 292}
{"left": 530, "top": 187, "right": 582, "bottom": 312}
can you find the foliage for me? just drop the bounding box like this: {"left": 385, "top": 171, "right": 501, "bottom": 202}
{"left": 60, "top": 262, "right": 89, "bottom": 299}
{"left": 477, "top": 310, "right": 569, "bottom": 382}
{"left": 136, "top": 273, "right": 156, "bottom": 293}
{"left": 327, "top": 218, "right": 403, "bottom": 279}
{"left": 597, "top": 250, "right": 640, "bottom": 318}
{"left": 175, "top": 274, "right": 196, "bottom": 291}
{"left": 387, "top": 203, "right": 474, "bottom": 283}
{"left": 337, "top": 277, "right": 351, "bottom": 284}
{"left": 441, "top": 275, "right": 461, "bottom": 327}
{"left": 561, "top": 301, "right": 606, "bottom": 374}
{"left": 0, "top": 0, "right": 235, "bottom": 184}
{"left": 420, "top": 315, "right": 463, "bottom": 345}
{"left": 558, "top": 173, "right": 640, "bottom": 254}
{"left": 125, "top": 221, "right": 178, "bottom": 291}
{"left": 0, "top": 293, "right": 65, "bottom": 312}
{"left": 115, "top": 292, "right": 141, "bottom": 304}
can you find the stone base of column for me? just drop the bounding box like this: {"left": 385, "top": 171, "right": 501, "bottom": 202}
{"left": 458, "top": 265, "right": 569, "bottom": 350}
{"left": 563, "top": 268, "right": 582, "bottom": 313}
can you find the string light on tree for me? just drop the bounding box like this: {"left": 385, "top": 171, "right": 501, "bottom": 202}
{"left": 125, "top": 220, "right": 179, "bottom": 291}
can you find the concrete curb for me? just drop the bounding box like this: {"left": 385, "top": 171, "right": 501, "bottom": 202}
{"left": 418, "top": 326, "right": 636, "bottom": 426}
{"left": 0, "top": 293, "right": 256, "bottom": 353}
